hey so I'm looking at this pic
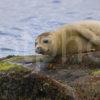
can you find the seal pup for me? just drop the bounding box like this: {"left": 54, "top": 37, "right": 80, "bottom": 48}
{"left": 35, "top": 20, "right": 100, "bottom": 65}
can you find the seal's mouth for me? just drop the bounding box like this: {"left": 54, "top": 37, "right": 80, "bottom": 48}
{"left": 35, "top": 49, "right": 43, "bottom": 54}
{"left": 35, "top": 48, "right": 49, "bottom": 55}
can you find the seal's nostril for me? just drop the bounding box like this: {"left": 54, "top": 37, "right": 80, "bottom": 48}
{"left": 37, "top": 47, "right": 41, "bottom": 50}
{"left": 35, "top": 47, "right": 43, "bottom": 54}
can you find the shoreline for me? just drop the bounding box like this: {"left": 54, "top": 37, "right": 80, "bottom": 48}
{"left": 0, "top": 54, "right": 100, "bottom": 99}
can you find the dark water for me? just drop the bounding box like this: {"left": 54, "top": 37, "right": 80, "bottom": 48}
{"left": 0, "top": 0, "right": 100, "bottom": 57}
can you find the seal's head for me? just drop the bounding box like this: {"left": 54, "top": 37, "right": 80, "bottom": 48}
{"left": 35, "top": 32, "right": 53, "bottom": 55}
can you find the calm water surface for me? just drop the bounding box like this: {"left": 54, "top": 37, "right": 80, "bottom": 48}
{"left": 0, "top": 0, "right": 100, "bottom": 57}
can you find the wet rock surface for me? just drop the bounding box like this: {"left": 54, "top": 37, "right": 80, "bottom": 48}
{"left": 0, "top": 54, "right": 100, "bottom": 100}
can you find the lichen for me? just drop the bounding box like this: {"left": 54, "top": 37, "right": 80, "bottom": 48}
{"left": 91, "top": 69, "right": 100, "bottom": 76}
{"left": 0, "top": 61, "right": 29, "bottom": 72}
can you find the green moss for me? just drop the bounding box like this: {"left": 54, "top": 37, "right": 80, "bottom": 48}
{"left": 91, "top": 69, "right": 100, "bottom": 76}
{"left": 0, "top": 61, "right": 29, "bottom": 72}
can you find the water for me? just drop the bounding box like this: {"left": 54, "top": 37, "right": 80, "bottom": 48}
{"left": 0, "top": 0, "right": 100, "bottom": 57}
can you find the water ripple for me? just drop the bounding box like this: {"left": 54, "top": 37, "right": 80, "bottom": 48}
{"left": 0, "top": 0, "right": 100, "bottom": 57}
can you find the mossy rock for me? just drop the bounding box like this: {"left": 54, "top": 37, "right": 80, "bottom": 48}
{"left": 91, "top": 69, "right": 100, "bottom": 76}
{"left": 0, "top": 61, "right": 29, "bottom": 72}
{"left": 0, "top": 60, "right": 76, "bottom": 100}
{"left": 0, "top": 55, "right": 100, "bottom": 100}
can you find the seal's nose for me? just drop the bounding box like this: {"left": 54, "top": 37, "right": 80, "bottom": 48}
{"left": 37, "top": 47, "right": 42, "bottom": 51}
{"left": 35, "top": 47, "right": 43, "bottom": 53}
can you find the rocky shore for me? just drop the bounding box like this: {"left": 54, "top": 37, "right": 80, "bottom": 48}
{"left": 0, "top": 54, "right": 100, "bottom": 100}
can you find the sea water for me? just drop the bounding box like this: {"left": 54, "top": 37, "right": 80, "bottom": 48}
{"left": 0, "top": 0, "right": 100, "bottom": 57}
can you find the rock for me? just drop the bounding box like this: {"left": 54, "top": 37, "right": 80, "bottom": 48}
{"left": 0, "top": 59, "right": 77, "bottom": 100}
{"left": 0, "top": 55, "right": 100, "bottom": 100}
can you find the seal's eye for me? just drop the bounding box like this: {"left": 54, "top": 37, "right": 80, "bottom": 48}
{"left": 43, "top": 39, "right": 49, "bottom": 43}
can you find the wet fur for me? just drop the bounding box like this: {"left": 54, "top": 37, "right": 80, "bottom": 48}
{"left": 36, "top": 20, "right": 100, "bottom": 57}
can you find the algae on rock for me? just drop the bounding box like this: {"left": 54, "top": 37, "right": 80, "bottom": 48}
{"left": 0, "top": 55, "right": 100, "bottom": 100}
